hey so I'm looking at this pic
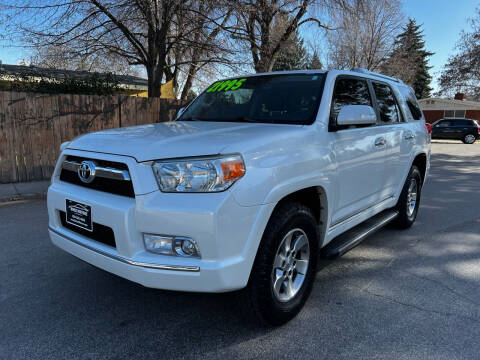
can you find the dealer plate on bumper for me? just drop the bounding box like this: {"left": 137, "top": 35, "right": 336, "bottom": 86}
{"left": 66, "top": 199, "right": 92, "bottom": 232}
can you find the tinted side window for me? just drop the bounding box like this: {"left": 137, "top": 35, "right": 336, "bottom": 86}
{"left": 437, "top": 120, "right": 451, "bottom": 127}
{"left": 331, "top": 78, "right": 372, "bottom": 122}
{"left": 373, "top": 83, "right": 401, "bottom": 124}
{"left": 399, "top": 86, "right": 422, "bottom": 120}
{"left": 457, "top": 119, "right": 475, "bottom": 126}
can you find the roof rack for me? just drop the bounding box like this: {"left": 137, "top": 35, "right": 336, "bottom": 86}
{"left": 353, "top": 68, "right": 402, "bottom": 83}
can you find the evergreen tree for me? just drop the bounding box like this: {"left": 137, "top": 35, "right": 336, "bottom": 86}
{"left": 272, "top": 31, "right": 309, "bottom": 71}
{"left": 307, "top": 51, "right": 323, "bottom": 70}
{"left": 383, "top": 19, "right": 433, "bottom": 99}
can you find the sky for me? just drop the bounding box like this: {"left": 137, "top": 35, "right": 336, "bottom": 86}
{"left": 402, "top": 0, "right": 478, "bottom": 91}
{"left": 0, "top": 0, "right": 478, "bottom": 91}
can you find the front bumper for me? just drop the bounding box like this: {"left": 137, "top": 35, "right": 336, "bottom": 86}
{"left": 47, "top": 158, "right": 275, "bottom": 293}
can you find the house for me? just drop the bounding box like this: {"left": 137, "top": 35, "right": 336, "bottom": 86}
{"left": 0, "top": 62, "right": 174, "bottom": 98}
{"left": 419, "top": 93, "right": 480, "bottom": 124}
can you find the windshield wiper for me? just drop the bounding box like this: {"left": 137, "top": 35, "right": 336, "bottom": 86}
{"left": 179, "top": 116, "right": 203, "bottom": 122}
{"left": 232, "top": 116, "right": 261, "bottom": 123}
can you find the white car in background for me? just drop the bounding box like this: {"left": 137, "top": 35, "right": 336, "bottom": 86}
{"left": 48, "top": 68, "right": 430, "bottom": 325}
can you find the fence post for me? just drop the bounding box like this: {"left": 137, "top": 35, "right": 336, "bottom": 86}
{"left": 118, "top": 95, "right": 122, "bottom": 128}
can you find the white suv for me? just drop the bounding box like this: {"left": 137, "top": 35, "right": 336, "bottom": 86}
{"left": 47, "top": 69, "right": 430, "bottom": 325}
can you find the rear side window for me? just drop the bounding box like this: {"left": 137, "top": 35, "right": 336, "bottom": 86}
{"left": 454, "top": 119, "right": 471, "bottom": 126}
{"left": 331, "top": 77, "right": 372, "bottom": 121}
{"left": 399, "top": 86, "right": 423, "bottom": 120}
{"left": 437, "top": 120, "right": 451, "bottom": 127}
{"left": 372, "top": 83, "right": 401, "bottom": 124}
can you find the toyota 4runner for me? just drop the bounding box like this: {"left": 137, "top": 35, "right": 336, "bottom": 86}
{"left": 47, "top": 69, "right": 430, "bottom": 325}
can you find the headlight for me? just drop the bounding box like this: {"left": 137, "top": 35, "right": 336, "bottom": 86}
{"left": 152, "top": 154, "right": 245, "bottom": 192}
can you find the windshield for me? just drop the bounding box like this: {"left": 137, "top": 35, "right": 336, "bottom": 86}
{"left": 179, "top": 73, "right": 326, "bottom": 125}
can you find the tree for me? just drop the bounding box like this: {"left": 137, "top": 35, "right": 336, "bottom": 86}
{"left": 230, "top": 0, "right": 329, "bottom": 73}
{"left": 438, "top": 8, "right": 480, "bottom": 99}
{"left": 272, "top": 30, "right": 309, "bottom": 71}
{"left": 172, "top": 3, "right": 234, "bottom": 100}
{"left": 307, "top": 50, "right": 323, "bottom": 69}
{"left": 29, "top": 43, "right": 140, "bottom": 76}
{"left": 383, "top": 19, "right": 433, "bottom": 99}
{"left": 326, "top": 0, "right": 404, "bottom": 71}
{"left": 3, "top": 0, "right": 232, "bottom": 98}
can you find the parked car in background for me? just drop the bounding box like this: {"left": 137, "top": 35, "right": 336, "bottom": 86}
{"left": 47, "top": 68, "right": 430, "bottom": 326}
{"left": 431, "top": 118, "right": 480, "bottom": 144}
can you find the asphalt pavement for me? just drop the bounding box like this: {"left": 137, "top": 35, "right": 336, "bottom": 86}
{"left": 1, "top": 141, "right": 480, "bottom": 360}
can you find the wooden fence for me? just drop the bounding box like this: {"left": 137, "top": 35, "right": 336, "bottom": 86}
{"left": 0, "top": 91, "right": 185, "bottom": 183}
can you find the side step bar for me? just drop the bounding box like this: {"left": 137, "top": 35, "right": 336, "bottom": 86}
{"left": 321, "top": 209, "right": 399, "bottom": 259}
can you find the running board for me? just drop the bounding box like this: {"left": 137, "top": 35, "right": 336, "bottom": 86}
{"left": 321, "top": 209, "right": 399, "bottom": 259}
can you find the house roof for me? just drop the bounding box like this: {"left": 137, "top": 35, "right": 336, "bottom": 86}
{"left": 0, "top": 63, "right": 148, "bottom": 88}
{"left": 419, "top": 97, "right": 480, "bottom": 110}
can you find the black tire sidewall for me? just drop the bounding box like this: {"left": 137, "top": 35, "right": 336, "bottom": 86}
{"left": 395, "top": 166, "right": 422, "bottom": 228}
{"left": 247, "top": 203, "right": 318, "bottom": 325}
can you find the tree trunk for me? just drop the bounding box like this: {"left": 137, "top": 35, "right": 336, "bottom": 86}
{"left": 181, "top": 64, "right": 198, "bottom": 100}
{"left": 146, "top": 64, "right": 163, "bottom": 98}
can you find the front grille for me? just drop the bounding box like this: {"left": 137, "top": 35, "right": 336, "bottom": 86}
{"left": 60, "top": 156, "right": 135, "bottom": 197}
{"left": 59, "top": 211, "right": 116, "bottom": 248}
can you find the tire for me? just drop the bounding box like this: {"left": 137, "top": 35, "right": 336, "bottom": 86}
{"left": 240, "top": 202, "right": 319, "bottom": 326}
{"left": 462, "top": 134, "right": 476, "bottom": 144}
{"left": 394, "top": 166, "right": 422, "bottom": 229}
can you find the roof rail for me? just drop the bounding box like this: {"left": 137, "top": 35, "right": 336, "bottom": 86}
{"left": 353, "top": 68, "right": 402, "bottom": 83}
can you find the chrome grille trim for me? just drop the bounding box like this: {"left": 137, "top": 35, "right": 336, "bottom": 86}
{"left": 62, "top": 160, "right": 131, "bottom": 181}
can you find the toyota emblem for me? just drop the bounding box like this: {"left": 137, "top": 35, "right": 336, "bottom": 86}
{"left": 78, "top": 160, "right": 96, "bottom": 183}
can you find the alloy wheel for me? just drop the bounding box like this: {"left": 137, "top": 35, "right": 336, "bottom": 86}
{"left": 406, "top": 178, "right": 418, "bottom": 217}
{"left": 271, "top": 228, "right": 310, "bottom": 302}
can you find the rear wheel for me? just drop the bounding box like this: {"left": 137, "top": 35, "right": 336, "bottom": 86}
{"left": 394, "top": 166, "right": 422, "bottom": 229}
{"left": 240, "top": 202, "right": 318, "bottom": 326}
{"left": 463, "top": 134, "right": 476, "bottom": 144}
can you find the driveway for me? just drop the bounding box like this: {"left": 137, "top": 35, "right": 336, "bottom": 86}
{"left": 1, "top": 141, "right": 480, "bottom": 359}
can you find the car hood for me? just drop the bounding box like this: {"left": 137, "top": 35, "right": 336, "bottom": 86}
{"left": 67, "top": 121, "right": 300, "bottom": 162}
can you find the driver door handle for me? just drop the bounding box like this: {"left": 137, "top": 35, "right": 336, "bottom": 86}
{"left": 375, "top": 137, "right": 386, "bottom": 146}
{"left": 404, "top": 132, "right": 415, "bottom": 140}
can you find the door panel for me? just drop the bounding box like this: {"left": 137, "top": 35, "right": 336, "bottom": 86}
{"left": 384, "top": 123, "right": 415, "bottom": 196}
{"left": 330, "top": 76, "right": 393, "bottom": 226}
{"left": 432, "top": 120, "right": 452, "bottom": 139}
{"left": 370, "top": 82, "right": 405, "bottom": 199}
{"left": 331, "top": 127, "right": 387, "bottom": 225}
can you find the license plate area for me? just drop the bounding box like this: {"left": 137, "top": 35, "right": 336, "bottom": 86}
{"left": 65, "top": 199, "right": 92, "bottom": 232}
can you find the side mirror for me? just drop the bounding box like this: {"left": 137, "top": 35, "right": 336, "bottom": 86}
{"left": 337, "top": 105, "right": 376, "bottom": 126}
{"left": 176, "top": 107, "right": 186, "bottom": 119}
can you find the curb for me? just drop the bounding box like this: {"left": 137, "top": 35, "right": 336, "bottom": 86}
{"left": 0, "top": 192, "right": 47, "bottom": 203}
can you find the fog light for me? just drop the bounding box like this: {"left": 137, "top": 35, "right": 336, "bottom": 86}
{"left": 143, "top": 234, "right": 174, "bottom": 255}
{"left": 174, "top": 237, "right": 201, "bottom": 258}
{"left": 143, "top": 234, "right": 200, "bottom": 258}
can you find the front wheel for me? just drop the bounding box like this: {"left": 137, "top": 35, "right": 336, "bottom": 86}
{"left": 240, "top": 202, "right": 318, "bottom": 326}
{"left": 463, "top": 134, "right": 477, "bottom": 144}
{"left": 394, "top": 166, "right": 422, "bottom": 228}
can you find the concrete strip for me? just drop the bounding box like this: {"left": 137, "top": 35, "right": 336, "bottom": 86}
{"left": 0, "top": 180, "right": 49, "bottom": 203}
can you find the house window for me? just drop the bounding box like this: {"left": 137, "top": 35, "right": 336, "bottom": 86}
{"left": 444, "top": 109, "right": 465, "bottom": 118}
